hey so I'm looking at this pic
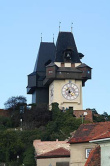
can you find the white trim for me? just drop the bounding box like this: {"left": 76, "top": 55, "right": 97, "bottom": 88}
{"left": 89, "top": 137, "right": 110, "bottom": 143}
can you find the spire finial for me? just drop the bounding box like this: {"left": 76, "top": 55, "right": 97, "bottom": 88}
{"left": 41, "top": 33, "right": 42, "bottom": 42}
{"left": 53, "top": 34, "right": 54, "bottom": 43}
{"left": 71, "top": 22, "right": 73, "bottom": 33}
{"left": 59, "top": 22, "right": 61, "bottom": 32}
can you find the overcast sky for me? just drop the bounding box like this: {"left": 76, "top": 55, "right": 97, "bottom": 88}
{"left": 0, "top": 0, "right": 110, "bottom": 114}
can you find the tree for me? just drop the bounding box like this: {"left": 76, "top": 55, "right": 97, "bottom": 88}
{"left": 23, "top": 146, "right": 36, "bottom": 166}
{"left": 0, "top": 116, "right": 12, "bottom": 130}
{"left": 102, "top": 111, "right": 108, "bottom": 117}
{"left": 93, "top": 114, "right": 105, "bottom": 122}
{"left": 23, "top": 104, "right": 51, "bottom": 129}
{"left": 4, "top": 96, "right": 27, "bottom": 110}
{"left": 41, "top": 103, "right": 83, "bottom": 141}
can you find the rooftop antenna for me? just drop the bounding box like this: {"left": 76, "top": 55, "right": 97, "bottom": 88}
{"left": 59, "top": 22, "right": 61, "bottom": 32}
{"left": 71, "top": 22, "right": 73, "bottom": 33}
{"left": 41, "top": 33, "right": 42, "bottom": 42}
{"left": 53, "top": 34, "right": 54, "bottom": 43}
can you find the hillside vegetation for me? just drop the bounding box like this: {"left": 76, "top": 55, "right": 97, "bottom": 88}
{"left": 1, "top": 97, "right": 107, "bottom": 165}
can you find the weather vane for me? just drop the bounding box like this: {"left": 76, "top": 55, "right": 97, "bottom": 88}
{"left": 41, "top": 33, "right": 42, "bottom": 42}
{"left": 59, "top": 22, "right": 61, "bottom": 32}
{"left": 53, "top": 34, "right": 54, "bottom": 43}
{"left": 71, "top": 22, "right": 73, "bottom": 33}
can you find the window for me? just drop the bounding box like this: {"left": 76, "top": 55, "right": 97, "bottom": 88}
{"left": 56, "top": 162, "right": 69, "bottom": 166}
{"left": 69, "top": 107, "right": 73, "bottom": 111}
{"left": 86, "top": 149, "right": 91, "bottom": 158}
{"left": 48, "top": 70, "right": 53, "bottom": 74}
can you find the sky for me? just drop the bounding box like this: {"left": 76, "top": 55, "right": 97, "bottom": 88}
{"left": 0, "top": 0, "right": 110, "bottom": 114}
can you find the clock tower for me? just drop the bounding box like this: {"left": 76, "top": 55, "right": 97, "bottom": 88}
{"left": 27, "top": 31, "right": 92, "bottom": 110}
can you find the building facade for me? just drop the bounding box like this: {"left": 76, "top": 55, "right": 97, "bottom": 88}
{"left": 27, "top": 31, "right": 92, "bottom": 110}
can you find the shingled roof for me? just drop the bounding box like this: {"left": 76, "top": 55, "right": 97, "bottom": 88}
{"left": 85, "top": 146, "right": 100, "bottom": 166}
{"left": 91, "top": 130, "right": 110, "bottom": 141}
{"left": 68, "top": 121, "right": 110, "bottom": 144}
{"left": 34, "top": 42, "right": 56, "bottom": 72}
{"left": 77, "top": 63, "right": 92, "bottom": 69}
{"left": 55, "top": 32, "right": 81, "bottom": 63}
{"left": 37, "top": 147, "right": 70, "bottom": 159}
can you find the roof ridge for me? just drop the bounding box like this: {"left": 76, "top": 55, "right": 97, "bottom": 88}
{"left": 92, "top": 130, "right": 110, "bottom": 140}
{"left": 37, "top": 147, "right": 70, "bottom": 157}
{"left": 69, "top": 121, "right": 110, "bottom": 144}
{"left": 81, "top": 121, "right": 110, "bottom": 126}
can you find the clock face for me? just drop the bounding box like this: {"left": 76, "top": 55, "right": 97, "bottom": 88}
{"left": 62, "top": 83, "right": 79, "bottom": 100}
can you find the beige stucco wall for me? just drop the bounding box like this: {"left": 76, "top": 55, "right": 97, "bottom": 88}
{"left": 65, "top": 63, "right": 71, "bottom": 67}
{"left": 75, "top": 63, "right": 81, "bottom": 67}
{"left": 54, "top": 62, "right": 81, "bottom": 68}
{"left": 49, "top": 79, "right": 83, "bottom": 110}
{"left": 55, "top": 62, "right": 61, "bottom": 67}
{"left": 70, "top": 143, "right": 96, "bottom": 166}
{"left": 100, "top": 142, "right": 110, "bottom": 166}
{"left": 37, "top": 157, "right": 70, "bottom": 166}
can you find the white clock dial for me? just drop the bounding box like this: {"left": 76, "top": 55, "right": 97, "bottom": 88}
{"left": 62, "top": 83, "right": 79, "bottom": 100}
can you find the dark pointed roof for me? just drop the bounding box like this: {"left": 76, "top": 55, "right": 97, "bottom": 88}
{"left": 55, "top": 32, "right": 81, "bottom": 63}
{"left": 46, "top": 62, "right": 56, "bottom": 67}
{"left": 34, "top": 42, "right": 56, "bottom": 72}
{"left": 77, "top": 63, "right": 92, "bottom": 69}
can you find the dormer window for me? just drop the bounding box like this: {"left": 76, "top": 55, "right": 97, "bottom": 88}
{"left": 48, "top": 70, "right": 53, "bottom": 74}
{"left": 63, "top": 49, "right": 73, "bottom": 62}
{"left": 66, "top": 53, "right": 71, "bottom": 59}
{"left": 64, "top": 52, "right": 71, "bottom": 61}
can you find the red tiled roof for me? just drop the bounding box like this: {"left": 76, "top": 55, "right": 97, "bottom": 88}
{"left": 85, "top": 146, "right": 100, "bottom": 166}
{"left": 92, "top": 131, "right": 110, "bottom": 140}
{"left": 68, "top": 121, "right": 110, "bottom": 143}
{"left": 37, "top": 147, "right": 70, "bottom": 159}
{"left": 0, "top": 109, "right": 10, "bottom": 117}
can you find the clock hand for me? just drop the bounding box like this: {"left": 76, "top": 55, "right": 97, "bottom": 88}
{"left": 71, "top": 92, "right": 74, "bottom": 96}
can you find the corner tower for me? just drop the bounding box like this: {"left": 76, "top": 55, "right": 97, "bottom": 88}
{"left": 27, "top": 42, "right": 56, "bottom": 104}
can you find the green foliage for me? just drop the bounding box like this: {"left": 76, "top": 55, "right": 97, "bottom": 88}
{"left": 0, "top": 102, "right": 101, "bottom": 165}
{"left": 102, "top": 111, "right": 108, "bottom": 117}
{"left": 93, "top": 111, "right": 110, "bottom": 122}
{"left": 4, "top": 96, "right": 27, "bottom": 110}
{"left": 23, "top": 146, "right": 36, "bottom": 166}
{"left": 0, "top": 130, "right": 39, "bottom": 165}
{"left": 0, "top": 116, "right": 13, "bottom": 130}
{"left": 41, "top": 103, "right": 82, "bottom": 140}
{"left": 93, "top": 114, "right": 105, "bottom": 122}
{"left": 23, "top": 104, "right": 51, "bottom": 129}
